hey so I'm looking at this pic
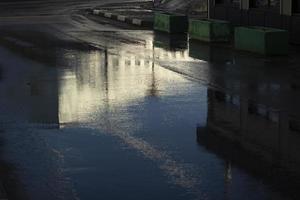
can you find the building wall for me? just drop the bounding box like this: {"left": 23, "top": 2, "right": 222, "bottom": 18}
{"left": 209, "top": 0, "right": 300, "bottom": 44}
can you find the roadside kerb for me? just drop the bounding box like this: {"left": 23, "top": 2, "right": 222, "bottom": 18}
{"left": 91, "top": 9, "right": 153, "bottom": 28}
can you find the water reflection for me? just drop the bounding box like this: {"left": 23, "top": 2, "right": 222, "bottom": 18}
{"left": 197, "top": 87, "right": 300, "bottom": 199}
{"left": 58, "top": 38, "right": 206, "bottom": 198}
{"left": 29, "top": 68, "right": 59, "bottom": 125}
{"left": 56, "top": 35, "right": 300, "bottom": 200}
{"left": 154, "top": 32, "right": 187, "bottom": 51}
{"left": 1, "top": 28, "right": 300, "bottom": 200}
{"left": 57, "top": 34, "right": 197, "bottom": 125}
{"left": 54, "top": 33, "right": 300, "bottom": 199}
{"left": 58, "top": 50, "right": 104, "bottom": 124}
{"left": 189, "top": 40, "right": 234, "bottom": 64}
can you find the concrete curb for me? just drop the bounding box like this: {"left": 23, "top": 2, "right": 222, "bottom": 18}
{"left": 91, "top": 9, "right": 153, "bottom": 28}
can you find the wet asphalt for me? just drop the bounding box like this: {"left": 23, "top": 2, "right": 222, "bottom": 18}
{"left": 0, "top": 1, "right": 300, "bottom": 200}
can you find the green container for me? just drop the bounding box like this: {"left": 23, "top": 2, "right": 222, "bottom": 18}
{"left": 235, "top": 26, "right": 288, "bottom": 55}
{"left": 154, "top": 12, "right": 188, "bottom": 33}
{"left": 189, "top": 19, "right": 231, "bottom": 42}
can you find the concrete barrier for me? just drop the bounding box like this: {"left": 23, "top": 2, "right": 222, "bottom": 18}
{"left": 189, "top": 19, "right": 231, "bottom": 42}
{"left": 235, "top": 26, "right": 288, "bottom": 55}
{"left": 154, "top": 12, "right": 188, "bottom": 33}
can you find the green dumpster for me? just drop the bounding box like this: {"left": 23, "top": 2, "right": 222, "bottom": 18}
{"left": 154, "top": 12, "right": 188, "bottom": 33}
{"left": 235, "top": 26, "right": 288, "bottom": 55}
{"left": 189, "top": 19, "right": 231, "bottom": 42}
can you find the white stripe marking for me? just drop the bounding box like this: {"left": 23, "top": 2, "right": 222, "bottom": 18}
{"left": 93, "top": 10, "right": 100, "bottom": 15}
{"left": 117, "top": 15, "right": 126, "bottom": 22}
{"left": 104, "top": 13, "right": 112, "bottom": 18}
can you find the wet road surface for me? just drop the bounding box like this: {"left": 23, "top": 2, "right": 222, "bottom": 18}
{"left": 1, "top": 1, "right": 300, "bottom": 200}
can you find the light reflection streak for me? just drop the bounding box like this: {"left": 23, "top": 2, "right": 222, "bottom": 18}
{"left": 57, "top": 35, "right": 208, "bottom": 199}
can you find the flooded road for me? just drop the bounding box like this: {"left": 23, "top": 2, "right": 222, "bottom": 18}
{"left": 1, "top": 1, "right": 300, "bottom": 200}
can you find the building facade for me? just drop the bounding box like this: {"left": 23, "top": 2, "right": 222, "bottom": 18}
{"left": 209, "top": 0, "right": 300, "bottom": 44}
